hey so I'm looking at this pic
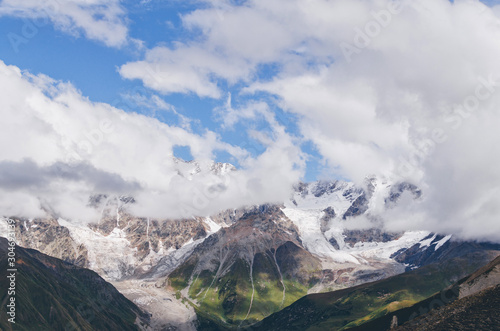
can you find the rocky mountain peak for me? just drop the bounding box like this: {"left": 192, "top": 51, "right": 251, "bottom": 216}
{"left": 172, "top": 157, "right": 236, "bottom": 179}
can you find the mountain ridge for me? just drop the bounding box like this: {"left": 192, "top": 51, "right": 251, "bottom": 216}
{"left": 1, "top": 176, "right": 498, "bottom": 329}
{"left": 0, "top": 237, "right": 149, "bottom": 331}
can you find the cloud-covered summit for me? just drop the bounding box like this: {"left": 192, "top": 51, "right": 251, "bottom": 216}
{"left": 1, "top": 0, "right": 500, "bottom": 242}
{"left": 121, "top": 0, "right": 500, "bottom": 242}
{"left": 0, "top": 60, "right": 302, "bottom": 221}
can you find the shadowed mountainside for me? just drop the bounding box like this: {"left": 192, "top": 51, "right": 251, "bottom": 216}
{"left": 0, "top": 238, "right": 149, "bottom": 331}
{"left": 169, "top": 205, "right": 323, "bottom": 328}
{"left": 249, "top": 250, "right": 499, "bottom": 331}
{"left": 346, "top": 255, "right": 500, "bottom": 331}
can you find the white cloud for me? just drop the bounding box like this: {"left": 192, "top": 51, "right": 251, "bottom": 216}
{"left": 119, "top": 45, "right": 251, "bottom": 98}
{"left": 0, "top": 60, "right": 304, "bottom": 221}
{"left": 118, "top": 0, "right": 393, "bottom": 97}
{"left": 117, "top": 0, "right": 500, "bottom": 242}
{"left": 0, "top": 0, "right": 128, "bottom": 47}
{"left": 1, "top": 0, "right": 500, "bottom": 242}
{"left": 251, "top": 0, "right": 500, "bottom": 242}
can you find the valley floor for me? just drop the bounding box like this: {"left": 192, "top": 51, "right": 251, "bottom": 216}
{"left": 112, "top": 279, "right": 198, "bottom": 331}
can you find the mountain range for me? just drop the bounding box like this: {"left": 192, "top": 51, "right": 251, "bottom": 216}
{"left": 1, "top": 160, "right": 499, "bottom": 330}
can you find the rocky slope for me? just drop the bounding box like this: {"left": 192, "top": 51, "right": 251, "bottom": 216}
{"left": 0, "top": 212, "right": 213, "bottom": 281}
{"left": 168, "top": 205, "right": 322, "bottom": 327}
{"left": 0, "top": 177, "right": 437, "bottom": 285}
{"left": 2, "top": 173, "right": 497, "bottom": 329}
{"left": 113, "top": 279, "right": 197, "bottom": 331}
{"left": 6, "top": 217, "right": 90, "bottom": 268}
{"left": 0, "top": 237, "right": 148, "bottom": 331}
{"left": 165, "top": 175, "right": 479, "bottom": 329}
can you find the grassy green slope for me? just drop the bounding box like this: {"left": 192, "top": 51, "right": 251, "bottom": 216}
{"left": 169, "top": 242, "right": 320, "bottom": 329}
{"left": 348, "top": 254, "right": 500, "bottom": 331}
{"left": 252, "top": 251, "right": 494, "bottom": 331}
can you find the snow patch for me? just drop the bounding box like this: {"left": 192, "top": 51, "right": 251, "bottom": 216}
{"left": 348, "top": 231, "right": 432, "bottom": 260}
{"left": 419, "top": 234, "right": 438, "bottom": 248}
{"left": 435, "top": 235, "right": 452, "bottom": 250}
{"left": 282, "top": 207, "right": 360, "bottom": 264}
{"left": 204, "top": 217, "right": 221, "bottom": 234}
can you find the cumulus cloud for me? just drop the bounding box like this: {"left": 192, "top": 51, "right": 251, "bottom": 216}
{"left": 0, "top": 0, "right": 129, "bottom": 47}
{"left": 0, "top": 159, "right": 141, "bottom": 221}
{"left": 119, "top": 45, "right": 250, "bottom": 98}
{"left": 0, "top": 60, "right": 303, "bottom": 221}
{"left": 1, "top": 0, "right": 500, "bottom": 242}
{"left": 117, "top": 0, "right": 500, "bottom": 242}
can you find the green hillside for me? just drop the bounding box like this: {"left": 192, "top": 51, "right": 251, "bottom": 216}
{"left": 252, "top": 251, "right": 495, "bottom": 331}
{"left": 0, "top": 238, "right": 148, "bottom": 331}
{"left": 169, "top": 242, "right": 321, "bottom": 329}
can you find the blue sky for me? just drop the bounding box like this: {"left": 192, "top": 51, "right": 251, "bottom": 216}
{"left": 0, "top": 0, "right": 497, "bottom": 183}
{"left": 0, "top": 0, "right": 325, "bottom": 180}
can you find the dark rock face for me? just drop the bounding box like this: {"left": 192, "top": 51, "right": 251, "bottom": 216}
{"left": 210, "top": 207, "right": 247, "bottom": 226}
{"left": 391, "top": 237, "right": 500, "bottom": 271}
{"left": 344, "top": 228, "right": 401, "bottom": 248}
{"left": 329, "top": 237, "right": 340, "bottom": 250}
{"left": 88, "top": 193, "right": 109, "bottom": 207}
{"left": 385, "top": 182, "right": 422, "bottom": 206}
{"left": 0, "top": 238, "right": 148, "bottom": 331}
{"left": 342, "top": 186, "right": 365, "bottom": 200}
{"left": 320, "top": 206, "right": 336, "bottom": 234}
{"left": 343, "top": 193, "right": 369, "bottom": 219}
{"left": 293, "top": 181, "right": 309, "bottom": 197}
{"left": 322, "top": 206, "right": 336, "bottom": 218}
{"left": 311, "top": 180, "right": 339, "bottom": 197}
{"left": 352, "top": 269, "right": 384, "bottom": 282}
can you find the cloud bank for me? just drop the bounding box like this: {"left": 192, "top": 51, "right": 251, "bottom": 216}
{"left": 1, "top": 0, "right": 500, "bottom": 242}
{"left": 119, "top": 0, "right": 500, "bottom": 242}
{"left": 0, "top": 61, "right": 303, "bottom": 221}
